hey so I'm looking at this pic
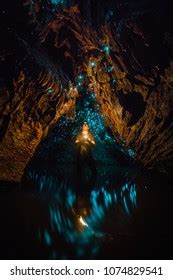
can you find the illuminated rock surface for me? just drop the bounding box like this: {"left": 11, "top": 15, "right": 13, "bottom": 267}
{"left": 0, "top": 0, "right": 173, "bottom": 181}
{"left": 0, "top": 1, "right": 173, "bottom": 260}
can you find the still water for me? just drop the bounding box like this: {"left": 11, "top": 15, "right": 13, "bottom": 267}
{"left": 0, "top": 161, "right": 172, "bottom": 260}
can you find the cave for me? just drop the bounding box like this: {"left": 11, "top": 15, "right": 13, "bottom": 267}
{"left": 0, "top": 0, "right": 173, "bottom": 260}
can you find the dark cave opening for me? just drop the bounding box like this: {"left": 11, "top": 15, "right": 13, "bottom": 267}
{"left": 116, "top": 90, "right": 146, "bottom": 126}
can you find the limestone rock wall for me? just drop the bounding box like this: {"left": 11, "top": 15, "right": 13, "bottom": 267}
{"left": 0, "top": 0, "right": 173, "bottom": 182}
{"left": 45, "top": 7, "right": 173, "bottom": 173}
{"left": 0, "top": 70, "right": 75, "bottom": 182}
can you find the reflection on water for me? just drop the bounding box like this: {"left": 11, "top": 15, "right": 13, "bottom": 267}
{"left": 25, "top": 163, "right": 139, "bottom": 259}
{"left": 0, "top": 162, "right": 173, "bottom": 259}
{"left": 1, "top": 84, "right": 173, "bottom": 259}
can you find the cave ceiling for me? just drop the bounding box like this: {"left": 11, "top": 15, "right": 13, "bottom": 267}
{"left": 0, "top": 0, "right": 173, "bottom": 181}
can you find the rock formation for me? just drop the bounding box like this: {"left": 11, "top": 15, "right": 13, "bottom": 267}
{"left": 0, "top": 0, "right": 173, "bottom": 181}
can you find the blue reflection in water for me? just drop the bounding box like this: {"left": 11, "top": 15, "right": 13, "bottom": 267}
{"left": 88, "top": 187, "right": 117, "bottom": 223}
{"left": 43, "top": 229, "right": 52, "bottom": 247}
{"left": 121, "top": 182, "right": 137, "bottom": 215}
{"left": 27, "top": 170, "right": 137, "bottom": 258}
{"left": 130, "top": 184, "right": 137, "bottom": 208}
{"left": 123, "top": 196, "right": 130, "bottom": 216}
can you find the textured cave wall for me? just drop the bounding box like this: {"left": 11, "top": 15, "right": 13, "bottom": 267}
{"left": 87, "top": 56, "right": 173, "bottom": 172}
{"left": 0, "top": 68, "right": 76, "bottom": 182}
{"left": 0, "top": 0, "right": 173, "bottom": 182}
{"left": 41, "top": 2, "right": 173, "bottom": 173}
{"left": 0, "top": 0, "right": 76, "bottom": 182}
